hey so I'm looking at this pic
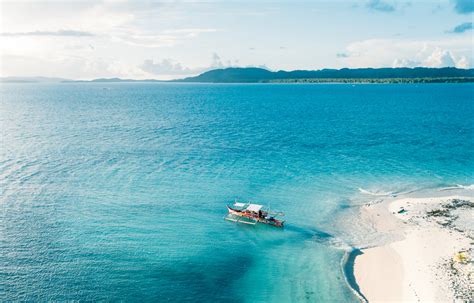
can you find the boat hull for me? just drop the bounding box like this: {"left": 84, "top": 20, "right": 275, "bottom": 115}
{"left": 226, "top": 205, "right": 284, "bottom": 227}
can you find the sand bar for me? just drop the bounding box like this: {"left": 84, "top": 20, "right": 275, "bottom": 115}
{"left": 352, "top": 190, "right": 474, "bottom": 302}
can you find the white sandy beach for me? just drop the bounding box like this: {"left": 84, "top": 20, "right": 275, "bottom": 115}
{"left": 353, "top": 189, "right": 474, "bottom": 302}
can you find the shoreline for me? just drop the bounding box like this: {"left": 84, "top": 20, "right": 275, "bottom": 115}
{"left": 342, "top": 248, "right": 368, "bottom": 303}
{"left": 342, "top": 188, "right": 474, "bottom": 302}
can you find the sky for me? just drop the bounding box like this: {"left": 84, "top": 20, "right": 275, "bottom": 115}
{"left": 0, "top": 0, "right": 473, "bottom": 80}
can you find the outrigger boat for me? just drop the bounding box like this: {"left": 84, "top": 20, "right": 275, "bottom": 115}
{"left": 225, "top": 202, "right": 285, "bottom": 227}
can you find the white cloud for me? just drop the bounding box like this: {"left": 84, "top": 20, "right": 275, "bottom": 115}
{"left": 111, "top": 28, "right": 217, "bottom": 48}
{"left": 162, "top": 28, "right": 218, "bottom": 37}
{"left": 338, "top": 37, "right": 473, "bottom": 68}
{"left": 0, "top": 1, "right": 220, "bottom": 78}
{"left": 1, "top": 54, "right": 147, "bottom": 79}
{"left": 139, "top": 53, "right": 234, "bottom": 78}
{"left": 392, "top": 58, "right": 420, "bottom": 68}
{"left": 424, "top": 49, "right": 456, "bottom": 67}
{"left": 0, "top": 30, "right": 94, "bottom": 37}
{"left": 456, "top": 56, "right": 470, "bottom": 68}
{"left": 140, "top": 58, "right": 195, "bottom": 75}
{"left": 1, "top": 1, "right": 217, "bottom": 48}
{"left": 211, "top": 53, "right": 224, "bottom": 68}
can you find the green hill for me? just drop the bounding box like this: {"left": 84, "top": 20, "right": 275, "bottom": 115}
{"left": 177, "top": 67, "right": 474, "bottom": 83}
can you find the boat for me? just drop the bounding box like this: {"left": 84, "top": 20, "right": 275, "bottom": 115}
{"left": 225, "top": 202, "right": 285, "bottom": 227}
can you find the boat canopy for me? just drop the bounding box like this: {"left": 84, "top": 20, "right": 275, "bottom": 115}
{"left": 246, "top": 204, "right": 263, "bottom": 212}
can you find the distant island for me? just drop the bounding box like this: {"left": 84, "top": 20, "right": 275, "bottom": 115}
{"left": 176, "top": 67, "right": 474, "bottom": 83}
{"left": 2, "top": 67, "right": 473, "bottom": 84}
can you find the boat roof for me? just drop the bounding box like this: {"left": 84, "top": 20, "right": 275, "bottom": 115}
{"left": 246, "top": 204, "right": 263, "bottom": 212}
{"left": 232, "top": 202, "right": 264, "bottom": 212}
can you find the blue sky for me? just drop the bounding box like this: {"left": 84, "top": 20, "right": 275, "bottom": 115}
{"left": 1, "top": 0, "right": 473, "bottom": 79}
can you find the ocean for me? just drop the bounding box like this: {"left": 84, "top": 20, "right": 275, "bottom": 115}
{"left": 1, "top": 83, "right": 473, "bottom": 301}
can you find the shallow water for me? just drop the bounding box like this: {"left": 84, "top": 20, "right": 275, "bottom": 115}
{"left": 1, "top": 83, "right": 473, "bottom": 301}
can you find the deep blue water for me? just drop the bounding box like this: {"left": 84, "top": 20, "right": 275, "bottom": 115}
{"left": 1, "top": 83, "right": 473, "bottom": 301}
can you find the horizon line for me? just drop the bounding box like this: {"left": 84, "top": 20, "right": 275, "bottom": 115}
{"left": 1, "top": 66, "right": 473, "bottom": 82}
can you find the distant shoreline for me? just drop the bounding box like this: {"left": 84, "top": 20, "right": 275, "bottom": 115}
{"left": 2, "top": 78, "right": 474, "bottom": 84}
{"left": 2, "top": 67, "right": 473, "bottom": 84}
{"left": 265, "top": 77, "right": 474, "bottom": 84}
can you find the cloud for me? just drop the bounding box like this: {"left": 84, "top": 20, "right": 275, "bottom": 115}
{"left": 0, "top": 54, "right": 148, "bottom": 80}
{"left": 111, "top": 32, "right": 179, "bottom": 48}
{"left": 140, "top": 53, "right": 229, "bottom": 77}
{"left": 338, "top": 37, "right": 472, "bottom": 68}
{"left": 455, "top": 56, "right": 470, "bottom": 68}
{"left": 138, "top": 53, "right": 264, "bottom": 78}
{"left": 424, "top": 49, "right": 456, "bottom": 67}
{"left": 336, "top": 53, "right": 349, "bottom": 58}
{"left": 366, "top": 0, "right": 395, "bottom": 12}
{"left": 396, "top": 48, "right": 470, "bottom": 68}
{"left": 211, "top": 53, "right": 224, "bottom": 67}
{"left": 452, "top": 0, "right": 474, "bottom": 14}
{"left": 1, "top": 2, "right": 216, "bottom": 48}
{"left": 392, "top": 58, "right": 421, "bottom": 68}
{"left": 111, "top": 28, "right": 218, "bottom": 48}
{"left": 162, "top": 28, "right": 217, "bottom": 37}
{"left": 140, "top": 59, "right": 194, "bottom": 75}
{"left": 449, "top": 22, "right": 473, "bottom": 33}
{"left": 0, "top": 30, "right": 94, "bottom": 37}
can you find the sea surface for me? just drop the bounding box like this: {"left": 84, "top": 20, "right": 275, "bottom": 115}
{"left": 1, "top": 83, "right": 473, "bottom": 302}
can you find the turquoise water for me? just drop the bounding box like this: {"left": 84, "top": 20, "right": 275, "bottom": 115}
{"left": 1, "top": 83, "right": 473, "bottom": 301}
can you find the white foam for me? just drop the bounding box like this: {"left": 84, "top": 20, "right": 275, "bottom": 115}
{"left": 358, "top": 188, "right": 393, "bottom": 196}
{"left": 456, "top": 184, "right": 474, "bottom": 189}
{"left": 438, "top": 184, "right": 474, "bottom": 191}
{"left": 326, "top": 236, "right": 353, "bottom": 251}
